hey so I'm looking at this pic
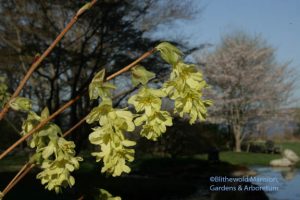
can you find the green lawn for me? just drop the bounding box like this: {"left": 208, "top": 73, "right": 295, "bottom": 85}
{"left": 277, "top": 141, "right": 300, "bottom": 155}
{"left": 214, "top": 141, "right": 300, "bottom": 167}
{"left": 192, "top": 141, "right": 300, "bottom": 167}
{"left": 219, "top": 151, "right": 281, "bottom": 166}
{"left": 220, "top": 151, "right": 300, "bottom": 168}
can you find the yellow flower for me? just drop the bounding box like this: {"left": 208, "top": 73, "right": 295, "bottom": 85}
{"left": 89, "top": 126, "right": 135, "bottom": 177}
{"left": 164, "top": 61, "right": 212, "bottom": 124}
{"left": 128, "top": 87, "right": 165, "bottom": 116}
{"left": 87, "top": 97, "right": 136, "bottom": 177}
{"left": 136, "top": 110, "right": 173, "bottom": 141}
{"left": 174, "top": 88, "right": 213, "bottom": 124}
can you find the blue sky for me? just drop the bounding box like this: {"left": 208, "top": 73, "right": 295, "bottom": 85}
{"left": 149, "top": 0, "right": 300, "bottom": 106}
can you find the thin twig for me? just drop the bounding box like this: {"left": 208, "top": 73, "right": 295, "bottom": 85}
{"left": 0, "top": 0, "right": 98, "bottom": 121}
{"left": 106, "top": 49, "right": 155, "bottom": 81}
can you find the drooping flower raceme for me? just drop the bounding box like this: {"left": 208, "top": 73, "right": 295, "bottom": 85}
{"left": 128, "top": 87, "right": 165, "bottom": 116}
{"left": 163, "top": 62, "right": 212, "bottom": 124}
{"left": 21, "top": 107, "right": 82, "bottom": 193}
{"left": 87, "top": 98, "right": 136, "bottom": 177}
{"left": 36, "top": 137, "right": 82, "bottom": 193}
{"left": 134, "top": 110, "right": 172, "bottom": 140}
{"left": 155, "top": 42, "right": 212, "bottom": 124}
{"left": 128, "top": 87, "right": 173, "bottom": 141}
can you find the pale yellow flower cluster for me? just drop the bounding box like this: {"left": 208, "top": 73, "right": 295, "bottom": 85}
{"left": 22, "top": 107, "right": 82, "bottom": 193}
{"left": 87, "top": 97, "right": 136, "bottom": 177}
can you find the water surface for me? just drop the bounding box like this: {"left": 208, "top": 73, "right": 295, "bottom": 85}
{"left": 251, "top": 166, "right": 300, "bottom": 200}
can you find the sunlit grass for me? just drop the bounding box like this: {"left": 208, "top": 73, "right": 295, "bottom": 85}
{"left": 217, "top": 141, "right": 300, "bottom": 167}
{"left": 277, "top": 141, "right": 300, "bottom": 155}
{"left": 219, "top": 152, "right": 281, "bottom": 166}
{"left": 192, "top": 141, "right": 300, "bottom": 168}
{"left": 220, "top": 151, "right": 300, "bottom": 168}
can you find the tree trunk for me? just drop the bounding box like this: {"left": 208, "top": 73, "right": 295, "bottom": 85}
{"left": 233, "top": 124, "right": 242, "bottom": 152}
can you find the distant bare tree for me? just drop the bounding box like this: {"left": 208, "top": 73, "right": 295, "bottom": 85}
{"left": 199, "top": 32, "right": 294, "bottom": 152}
